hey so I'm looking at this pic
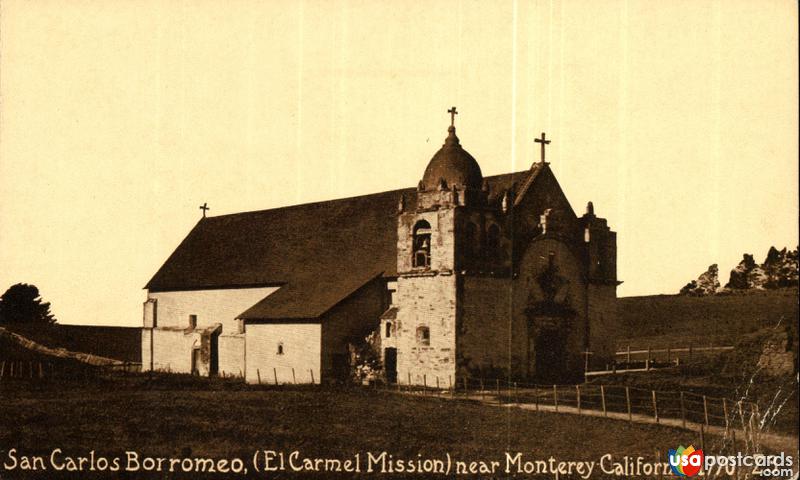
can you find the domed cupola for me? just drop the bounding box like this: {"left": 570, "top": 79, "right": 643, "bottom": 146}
{"left": 420, "top": 113, "right": 483, "bottom": 191}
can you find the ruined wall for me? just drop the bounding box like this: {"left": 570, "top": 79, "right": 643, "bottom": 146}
{"left": 757, "top": 329, "right": 796, "bottom": 376}
{"left": 245, "top": 323, "right": 320, "bottom": 384}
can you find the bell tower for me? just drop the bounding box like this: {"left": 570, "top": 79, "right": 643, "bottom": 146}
{"left": 392, "top": 108, "right": 484, "bottom": 386}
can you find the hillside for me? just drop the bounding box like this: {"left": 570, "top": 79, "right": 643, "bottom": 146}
{"left": 618, "top": 287, "right": 798, "bottom": 347}
{"left": 0, "top": 323, "right": 141, "bottom": 363}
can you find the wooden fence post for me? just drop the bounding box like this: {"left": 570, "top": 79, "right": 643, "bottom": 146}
{"left": 680, "top": 391, "right": 686, "bottom": 428}
{"left": 553, "top": 385, "right": 558, "bottom": 412}
{"left": 652, "top": 390, "right": 659, "bottom": 423}
{"left": 436, "top": 376, "right": 440, "bottom": 395}
{"left": 646, "top": 347, "right": 651, "bottom": 370}
{"left": 256, "top": 369, "right": 261, "bottom": 385}
{"left": 423, "top": 374, "right": 427, "bottom": 390}
{"left": 625, "top": 387, "right": 632, "bottom": 423}
{"left": 703, "top": 395, "right": 709, "bottom": 425}
{"left": 700, "top": 424, "right": 705, "bottom": 451}
{"left": 600, "top": 385, "right": 607, "bottom": 416}
{"left": 273, "top": 368, "right": 278, "bottom": 385}
{"left": 408, "top": 372, "right": 412, "bottom": 387}
{"left": 576, "top": 385, "right": 581, "bottom": 414}
{"left": 310, "top": 369, "right": 315, "bottom": 384}
{"left": 292, "top": 368, "right": 296, "bottom": 384}
{"left": 627, "top": 345, "right": 631, "bottom": 364}
{"left": 723, "top": 398, "right": 729, "bottom": 430}
{"left": 0, "top": 360, "right": 5, "bottom": 379}
{"left": 463, "top": 377, "right": 468, "bottom": 392}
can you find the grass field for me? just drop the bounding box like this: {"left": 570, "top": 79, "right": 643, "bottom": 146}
{"left": 1, "top": 375, "right": 730, "bottom": 479}
{"left": 617, "top": 287, "right": 798, "bottom": 348}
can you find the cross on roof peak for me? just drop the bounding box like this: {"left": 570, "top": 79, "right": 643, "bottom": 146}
{"left": 534, "top": 132, "right": 551, "bottom": 164}
{"left": 199, "top": 202, "right": 210, "bottom": 218}
{"left": 447, "top": 106, "right": 458, "bottom": 127}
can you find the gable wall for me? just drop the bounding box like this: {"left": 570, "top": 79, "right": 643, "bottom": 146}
{"left": 146, "top": 287, "right": 278, "bottom": 332}
{"left": 514, "top": 168, "right": 579, "bottom": 242}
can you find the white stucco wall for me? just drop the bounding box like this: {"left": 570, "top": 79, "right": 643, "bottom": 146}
{"left": 219, "top": 334, "right": 245, "bottom": 377}
{"left": 142, "top": 286, "right": 278, "bottom": 375}
{"left": 245, "top": 323, "right": 321, "bottom": 384}
{"left": 150, "top": 328, "right": 199, "bottom": 373}
{"left": 146, "top": 287, "right": 278, "bottom": 332}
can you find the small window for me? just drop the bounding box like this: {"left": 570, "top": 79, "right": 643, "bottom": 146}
{"left": 277, "top": 342, "right": 284, "bottom": 355}
{"left": 188, "top": 314, "right": 197, "bottom": 329}
{"left": 385, "top": 322, "right": 392, "bottom": 338}
{"left": 416, "top": 326, "right": 430, "bottom": 346}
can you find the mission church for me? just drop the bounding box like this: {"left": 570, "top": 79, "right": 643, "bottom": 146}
{"left": 142, "top": 109, "right": 619, "bottom": 385}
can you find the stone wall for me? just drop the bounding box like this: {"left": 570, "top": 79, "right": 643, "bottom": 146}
{"left": 394, "top": 273, "right": 457, "bottom": 386}
{"left": 245, "top": 323, "right": 321, "bottom": 384}
{"left": 397, "top": 208, "right": 456, "bottom": 273}
{"left": 757, "top": 329, "right": 796, "bottom": 376}
{"left": 587, "top": 283, "right": 618, "bottom": 366}
{"left": 459, "top": 276, "right": 518, "bottom": 378}
{"left": 513, "top": 237, "right": 588, "bottom": 379}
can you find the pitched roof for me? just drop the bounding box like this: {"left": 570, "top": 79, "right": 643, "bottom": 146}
{"left": 145, "top": 170, "right": 533, "bottom": 319}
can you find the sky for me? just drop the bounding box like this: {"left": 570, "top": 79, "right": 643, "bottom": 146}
{"left": 1, "top": 0, "right": 797, "bottom": 326}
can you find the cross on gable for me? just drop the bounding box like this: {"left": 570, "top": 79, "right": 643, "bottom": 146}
{"left": 447, "top": 106, "right": 458, "bottom": 127}
{"left": 534, "top": 132, "right": 551, "bottom": 164}
{"left": 199, "top": 202, "right": 210, "bottom": 218}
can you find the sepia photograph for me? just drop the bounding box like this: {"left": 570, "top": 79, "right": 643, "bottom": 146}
{"left": 1, "top": 0, "right": 797, "bottom": 478}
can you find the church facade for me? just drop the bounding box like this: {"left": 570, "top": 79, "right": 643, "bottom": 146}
{"left": 142, "top": 113, "right": 619, "bottom": 385}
